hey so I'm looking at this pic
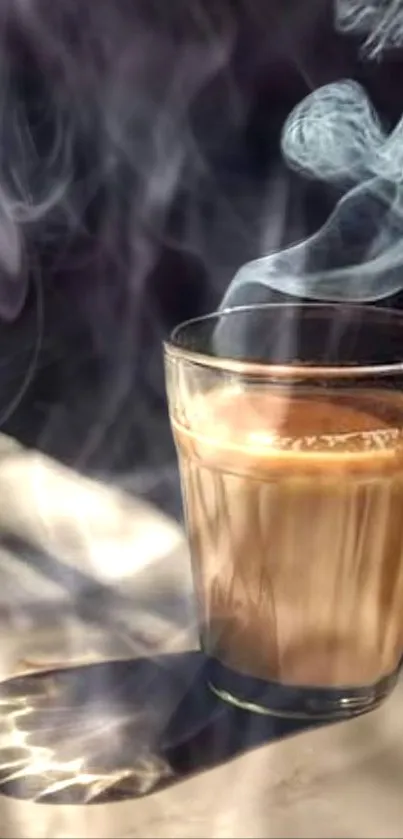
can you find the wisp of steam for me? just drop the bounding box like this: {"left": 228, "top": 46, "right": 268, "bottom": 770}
{"left": 335, "top": 0, "right": 403, "bottom": 59}
{"left": 0, "top": 1, "right": 234, "bottom": 326}
{"left": 221, "top": 0, "right": 403, "bottom": 310}
{"left": 221, "top": 77, "right": 403, "bottom": 309}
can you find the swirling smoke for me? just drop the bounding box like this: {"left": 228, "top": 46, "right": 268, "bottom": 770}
{"left": 222, "top": 1, "right": 403, "bottom": 308}
{"left": 335, "top": 0, "right": 403, "bottom": 59}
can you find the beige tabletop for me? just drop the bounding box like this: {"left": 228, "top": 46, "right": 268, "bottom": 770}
{"left": 0, "top": 438, "right": 402, "bottom": 838}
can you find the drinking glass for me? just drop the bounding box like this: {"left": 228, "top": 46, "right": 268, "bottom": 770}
{"left": 164, "top": 303, "right": 403, "bottom": 719}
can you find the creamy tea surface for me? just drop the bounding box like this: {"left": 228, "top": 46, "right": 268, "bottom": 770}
{"left": 173, "top": 387, "right": 403, "bottom": 687}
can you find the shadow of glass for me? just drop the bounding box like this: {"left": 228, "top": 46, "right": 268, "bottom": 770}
{"left": 0, "top": 652, "right": 319, "bottom": 806}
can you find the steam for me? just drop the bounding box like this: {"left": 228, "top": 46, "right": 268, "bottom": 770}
{"left": 221, "top": 80, "right": 403, "bottom": 308}
{"left": 0, "top": 0, "right": 240, "bottom": 471}
{"left": 335, "top": 0, "right": 403, "bottom": 59}
{"left": 0, "top": 24, "right": 75, "bottom": 320}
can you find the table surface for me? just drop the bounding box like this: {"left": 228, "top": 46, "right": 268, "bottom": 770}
{"left": 0, "top": 437, "right": 402, "bottom": 838}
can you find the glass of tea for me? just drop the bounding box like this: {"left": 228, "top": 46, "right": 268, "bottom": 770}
{"left": 164, "top": 303, "right": 403, "bottom": 719}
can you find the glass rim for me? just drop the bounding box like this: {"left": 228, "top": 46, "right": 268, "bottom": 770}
{"left": 164, "top": 302, "right": 403, "bottom": 380}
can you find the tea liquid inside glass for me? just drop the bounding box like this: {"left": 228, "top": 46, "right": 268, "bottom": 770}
{"left": 173, "top": 386, "right": 403, "bottom": 688}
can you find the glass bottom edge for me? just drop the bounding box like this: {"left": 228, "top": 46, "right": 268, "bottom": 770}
{"left": 207, "top": 658, "right": 399, "bottom": 721}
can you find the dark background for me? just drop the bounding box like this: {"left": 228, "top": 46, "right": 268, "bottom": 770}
{"left": 0, "top": 0, "right": 402, "bottom": 517}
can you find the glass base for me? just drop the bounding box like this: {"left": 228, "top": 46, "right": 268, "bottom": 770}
{"left": 207, "top": 658, "right": 398, "bottom": 721}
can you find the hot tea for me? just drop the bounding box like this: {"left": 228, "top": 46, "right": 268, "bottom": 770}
{"left": 173, "top": 387, "right": 403, "bottom": 688}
